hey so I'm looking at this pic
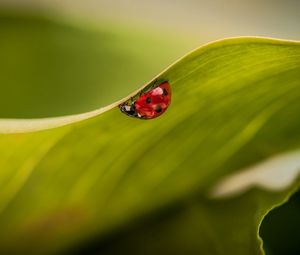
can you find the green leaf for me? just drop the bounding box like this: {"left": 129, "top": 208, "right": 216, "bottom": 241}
{"left": 0, "top": 11, "right": 300, "bottom": 255}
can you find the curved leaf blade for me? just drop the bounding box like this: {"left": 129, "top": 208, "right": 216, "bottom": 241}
{"left": 0, "top": 13, "right": 300, "bottom": 255}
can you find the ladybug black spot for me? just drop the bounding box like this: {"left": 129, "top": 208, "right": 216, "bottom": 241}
{"left": 155, "top": 105, "right": 162, "bottom": 113}
{"left": 145, "top": 97, "right": 151, "bottom": 104}
{"left": 163, "top": 88, "right": 168, "bottom": 96}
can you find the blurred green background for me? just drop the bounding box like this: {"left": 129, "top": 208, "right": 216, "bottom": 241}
{"left": 2, "top": 0, "right": 300, "bottom": 41}
{"left": 0, "top": 1, "right": 299, "bottom": 254}
{"left": 0, "top": 0, "right": 300, "bottom": 118}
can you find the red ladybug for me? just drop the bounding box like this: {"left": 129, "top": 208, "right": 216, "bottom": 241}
{"left": 119, "top": 81, "right": 171, "bottom": 119}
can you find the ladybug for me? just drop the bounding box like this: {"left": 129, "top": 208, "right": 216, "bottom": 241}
{"left": 119, "top": 81, "right": 171, "bottom": 119}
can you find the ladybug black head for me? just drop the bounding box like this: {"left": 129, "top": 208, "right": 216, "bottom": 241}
{"left": 119, "top": 103, "right": 138, "bottom": 118}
